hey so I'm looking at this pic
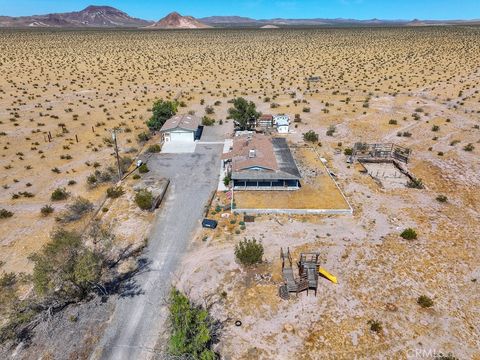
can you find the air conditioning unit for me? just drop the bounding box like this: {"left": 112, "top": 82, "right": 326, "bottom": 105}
{"left": 249, "top": 149, "right": 256, "bottom": 158}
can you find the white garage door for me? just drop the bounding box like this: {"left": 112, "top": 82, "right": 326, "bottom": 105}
{"left": 170, "top": 131, "right": 194, "bottom": 142}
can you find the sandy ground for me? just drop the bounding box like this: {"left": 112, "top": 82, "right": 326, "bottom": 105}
{"left": 0, "top": 27, "right": 479, "bottom": 359}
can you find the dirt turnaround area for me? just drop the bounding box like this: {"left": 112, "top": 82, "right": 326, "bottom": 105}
{"left": 0, "top": 27, "right": 479, "bottom": 359}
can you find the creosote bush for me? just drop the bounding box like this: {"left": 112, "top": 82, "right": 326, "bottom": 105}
{"left": 106, "top": 186, "right": 125, "bottom": 199}
{"left": 40, "top": 205, "right": 54, "bottom": 216}
{"left": 400, "top": 228, "right": 418, "bottom": 240}
{"left": 147, "top": 144, "right": 161, "bottom": 153}
{"left": 417, "top": 295, "right": 434, "bottom": 308}
{"left": 367, "top": 320, "right": 382, "bottom": 333}
{"left": 436, "top": 195, "right": 448, "bottom": 203}
{"left": 57, "top": 197, "right": 94, "bottom": 223}
{"left": 51, "top": 187, "right": 69, "bottom": 201}
{"left": 235, "top": 238, "right": 263, "bottom": 266}
{"left": 0, "top": 209, "right": 14, "bottom": 219}
{"left": 138, "top": 163, "right": 149, "bottom": 174}
{"left": 135, "top": 189, "right": 153, "bottom": 210}
{"left": 303, "top": 130, "right": 319, "bottom": 143}
{"left": 407, "top": 177, "right": 424, "bottom": 189}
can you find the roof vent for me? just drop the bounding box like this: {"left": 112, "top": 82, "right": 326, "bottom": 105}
{"left": 249, "top": 149, "right": 256, "bottom": 158}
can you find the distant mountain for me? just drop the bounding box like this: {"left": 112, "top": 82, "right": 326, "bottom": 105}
{"left": 0, "top": 5, "right": 151, "bottom": 28}
{"left": 148, "top": 12, "right": 211, "bottom": 29}
{"left": 0, "top": 7, "right": 479, "bottom": 29}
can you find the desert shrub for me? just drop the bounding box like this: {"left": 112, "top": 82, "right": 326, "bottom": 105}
{"left": 432, "top": 125, "right": 440, "bottom": 132}
{"left": 202, "top": 116, "right": 215, "bottom": 126}
{"left": 205, "top": 105, "right": 215, "bottom": 115}
{"left": 132, "top": 174, "right": 141, "bottom": 180}
{"left": 463, "top": 143, "right": 475, "bottom": 152}
{"left": 51, "top": 187, "right": 69, "bottom": 201}
{"left": 30, "top": 229, "right": 102, "bottom": 299}
{"left": 303, "top": 130, "right": 319, "bottom": 142}
{"left": 67, "top": 180, "right": 77, "bottom": 186}
{"left": 0, "top": 209, "right": 14, "bottom": 219}
{"left": 138, "top": 163, "right": 149, "bottom": 173}
{"left": 344, "top": 148, "right": 353, "bottom": 156}
{"left": 40, "top": 205, "right": 54, "bottom": 216}
{"left": 407, "top": 177, "right": 424, "bottom": 189}
{"left": 135, "top": 189, "right": 153, "bottom": 210}
{"left": 417, "top": 295, "right": 434, "bottom": 308}
{"left": 106, "top": 186, "right": 124, "bottom": 199}
{"left": 388, "top": 119, "right": 397, "bottom": 125}
{"left": 436, "top": 195, "right": 448, "bottom": 203}
{"left": 168, "top": 288, "right": 217, "bottom": 359}
{"left": 302, "top": 107, "right": 310, "bottom": 113}
{"left": 367, "top": 320, "right": 382, "bottom": 333}
{"left": 147, "top": 144, "right": 161, "bottom": 153}
{"left": 235, "top": 238, "right": 263, "bottom": 266}
{"left": 137, "top": 132, "right": 150, "bottom": 142}
{"left": 400, "top": 228, "right": 417, "bottom": 240}
{"left": 58, "top": 197, "right": 94, "bottom": 223}
{"left": 326, "top": 125, "right": 336, "bottom": 136}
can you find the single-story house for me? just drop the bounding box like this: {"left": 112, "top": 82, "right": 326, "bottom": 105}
{"left": 222, "top": 133, "right": 301, "bottom": 190}
{"left": 159, "top": 114, "right": 201, "bottom": 143}
{"left": 274, "top": 115, "right": 290, "bottom": 134}
{"left": 257, "top": 114, "right": 274, "bottom": 128}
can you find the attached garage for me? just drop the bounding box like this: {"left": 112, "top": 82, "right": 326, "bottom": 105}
{"left": 160, "top": 114, "right": 201, "bottom": 143}
{"left": 167, "top": 130, "right": 195, "bottom": 142}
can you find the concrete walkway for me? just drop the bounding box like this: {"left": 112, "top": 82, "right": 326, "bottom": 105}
{"left": 92, "top": 143, "right": 223, "bottom": 360}
{"left": 160, "top": 140, "right": 197, "bottom": 154}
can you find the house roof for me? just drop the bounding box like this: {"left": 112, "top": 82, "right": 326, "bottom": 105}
{"left": 223, "top": 134, "right": 300, "bottom": 181}
{"left": 160, "top": 114, "right": 200, "bottom": 133}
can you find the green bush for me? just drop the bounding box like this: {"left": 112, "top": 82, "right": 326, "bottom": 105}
{"left": 436, "top": 195, "right": 448, "bottom": 203}
{"left": 51, "top": 187, "right": 69, "bottom": 201}
{"left": 344, "top": 148, "right": 353, "bottom": 156}
{"left": 30, "top": 229, "right": 102, "bottom": 299}
{"left": 106, "top": 186, "right": 125, "bottom": 199}
{"left": 135, "top": 189, "right": 153, "bottom": 210}
{"left": 223, "top": 174, "right": 231, "bottom": 186}
{"left": 0, "top": 208, "right": 14, "bottom": 219}
{"left": 326, "top": 125, "right": 336, "bottom": 136}
{"left": 40, "top": 205, "right": 54, "bottom": 216}
{"left": 138, "top": 163, "right": 150, "bottom": 174}
{"left": 417, "top": 295, "right": 434, "bottom": 308}
{"left": 202, "top": 116, "right": 215, "bottom": 126}
{"left": 367, "top": 319, "right": 382, "bottom": 333}
{"left": 388, "top": 119, "right": 397, "bottom": 125}
{"left": 463, "top": 143, "right": 475, "bottom": 152}
{"left": 400, "top": 228, "right": 417, "bottom": 240}
{"left": 303, "top": 130, "right": 319, "bottom": 143}
{"left": 235, "top": 238, "right": 263, "bottom": 266}
{"left": 168, "top": 288, "right": 217, "bottom": 359}
{"left": 147, "top": 144, "right": 161, "bottom": 153}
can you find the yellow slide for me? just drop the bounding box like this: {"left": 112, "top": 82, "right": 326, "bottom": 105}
{"left": 319, "top": 267, "right": 338, "bottom": 284}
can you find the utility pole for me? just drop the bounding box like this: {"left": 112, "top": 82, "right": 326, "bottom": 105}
{"left": 112, "top": 129, "right": 122, "bottom": 180}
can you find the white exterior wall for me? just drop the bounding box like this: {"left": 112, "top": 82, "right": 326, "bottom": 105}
{"left": 165, "top": 130, "right": 195, "bottom": 142}
{"left": 277, "top": 125, "right": 289, "bottom": 134}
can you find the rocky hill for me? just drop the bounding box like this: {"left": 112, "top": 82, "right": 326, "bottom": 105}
{"left": 147, "top": 12, "right": 211, "bottom": 29}
{"left": 0, "top": 5, "right": 151, "bottom": 28}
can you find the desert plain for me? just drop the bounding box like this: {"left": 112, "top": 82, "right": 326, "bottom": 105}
{"left": 0, "top": 27, "right": 479, "bottom": 359}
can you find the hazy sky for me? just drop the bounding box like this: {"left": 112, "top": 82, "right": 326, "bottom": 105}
{"left": 1, "top": 0, "right": 479, "bottom": 20}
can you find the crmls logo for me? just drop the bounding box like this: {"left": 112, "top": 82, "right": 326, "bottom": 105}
{"left": 406, "top": 348, "right": 456, "bottom": 359}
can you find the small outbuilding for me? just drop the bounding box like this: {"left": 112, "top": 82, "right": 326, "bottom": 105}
{"left": 274, "top": 115, "right": 290, "bottom": 134}
{"left": 160, "top": 114, "right": 201, "bottom": 143}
